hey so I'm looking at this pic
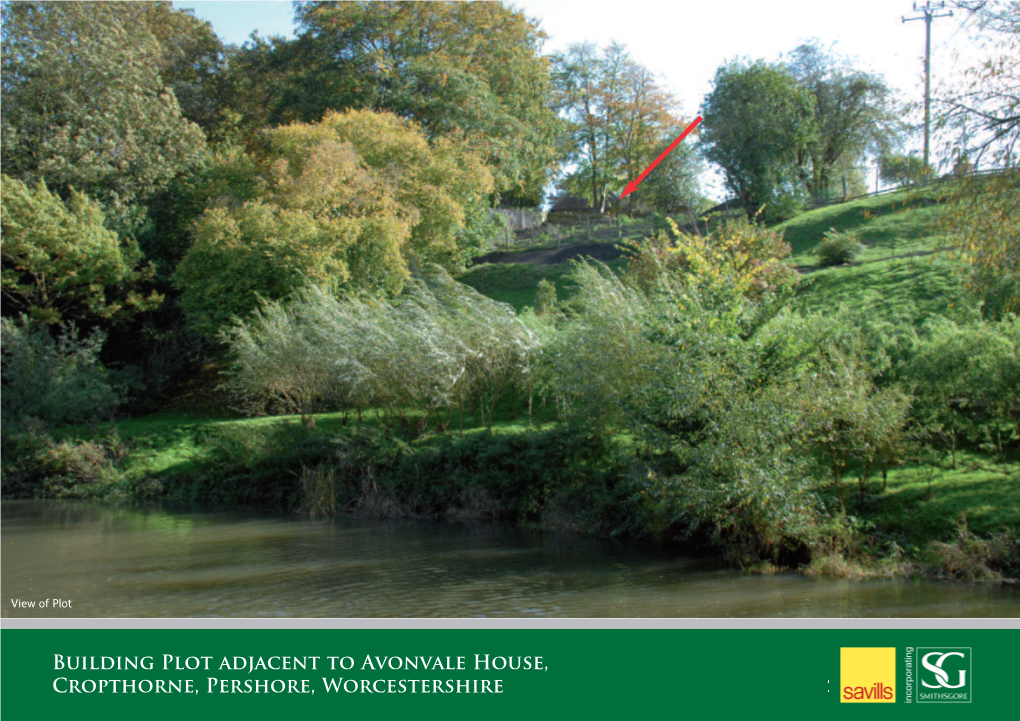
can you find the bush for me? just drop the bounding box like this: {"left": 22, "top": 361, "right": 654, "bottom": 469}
{"left": 816, "top": 228, "right": 865, "bottom": 266}
{"left": 898, "top": 314, "right": 1020, "bottom": 460}
{"left": 221, "top": 268, "right": 539, "bottom": 431}
{"left": 926, "top": 517, "right": 1019, "bottom": 582}
{"left": 165, "top": 422, "right": 634, "bottom": 535}
{"left": 1, "top": 317, "right": 124, "bottom": 426}
{"left": 0, "top": 422, "right": 128, "bottom": 499}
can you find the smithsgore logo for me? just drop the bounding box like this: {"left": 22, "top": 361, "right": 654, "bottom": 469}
{"left": 917, "top": 647, "right": 972, "bottom": 703}
{"left": 840, "top": 647, "right": 896, "bottom": 703}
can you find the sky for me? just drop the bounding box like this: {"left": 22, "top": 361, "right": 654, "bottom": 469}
{"left": 173, "top": 0, "right": 989, "bottom": 198}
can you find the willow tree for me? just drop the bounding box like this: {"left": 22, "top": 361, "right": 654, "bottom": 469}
{"left": 221, "top": 269, "right": 539, "bottom": 431}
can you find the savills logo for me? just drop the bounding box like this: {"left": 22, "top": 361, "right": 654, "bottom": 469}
{"left": 840, "top": 647, "right": 896, "bottom": 703}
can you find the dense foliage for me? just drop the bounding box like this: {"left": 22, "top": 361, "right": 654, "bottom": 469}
{"left": 225, "top": 1, "right": 557, "bottom": 204}
{"left": 222, "top": 267, "right": 538, "bottom": 431}
{"left": 551, "top": 42, "right": 697, "bottom": 211}
{"left": 2, "top": 1, "right": 1017, "bottom": 578}
{"left": 701, "top": 60, "right": 817, "bottom": 221}
{"left": 174, "top": 110, "right": 495, "bottom": 337}
{"left": 1, "top": 176, "right": 162, "bottom": 325}
{"left": 1, "top": 1, "right": 208, "bottom": 232}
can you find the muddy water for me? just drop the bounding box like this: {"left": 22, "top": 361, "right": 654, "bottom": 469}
{"left": 3, "top": 501, "right": 1018, "bottom": 618}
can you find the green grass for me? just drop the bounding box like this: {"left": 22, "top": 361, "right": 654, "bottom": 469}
{"left": 869, "top": 452, "right": 1020, "bottom": 547}
{"left": 70, "top": 396, "right": 559, "bottom": 482}
{"left": 793, "top": 255, "right": 971, "bottom": 326}
{"left": 775, "top": 186, "right": 950, "bottom": 265}
{"left": 459, "top": 258, "right": 628, "bottom": 311}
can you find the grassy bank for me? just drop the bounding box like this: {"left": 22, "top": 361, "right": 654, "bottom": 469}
{"left": 6, "top": 409, "right": 1017, "bottom": 581}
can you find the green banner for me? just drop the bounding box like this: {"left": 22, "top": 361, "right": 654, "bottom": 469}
{"left": 2, "top": 629, "right": 1017, "bottom": 719}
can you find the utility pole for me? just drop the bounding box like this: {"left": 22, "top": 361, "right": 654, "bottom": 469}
{"left": 903, "top": 2, "right": 954, "bottom": 180}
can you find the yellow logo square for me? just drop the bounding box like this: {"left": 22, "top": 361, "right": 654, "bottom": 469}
{"left": 840, "top": 647, "right": 896, "bottom": 703}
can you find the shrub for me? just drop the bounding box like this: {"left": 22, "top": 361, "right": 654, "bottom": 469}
{"left": 625, "top": 216, "right": 798, "bottom": 302}
{"left": 1, "top": 317, "right": 124, "bottom": 426}
{"left": 535, "top": 279, "right": 557, "bottom": 316}
{"left": 816, "top": 228, "right": 865, "bottom": 266}
{"left": 926, "top": 517, "right": 1019, "bottom": 582}
{"left": 0, "top": 422, "right": 128, "bottom": 499}
{"left": 898, "top": 314, "right": 1020, "bottom": 461}
{"left": 221, "top": 268, "right": 540, "bottom": 431}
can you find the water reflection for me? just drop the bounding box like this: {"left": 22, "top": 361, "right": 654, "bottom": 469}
{"left": 3, "top": 500, "right": 1018, "bottom": 617}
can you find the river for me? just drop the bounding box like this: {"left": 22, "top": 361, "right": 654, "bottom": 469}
{"left": 3, "top": 500, "right": 1018, "bottom": 617}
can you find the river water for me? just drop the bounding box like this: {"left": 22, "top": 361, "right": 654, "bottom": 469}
{"left": 3, "top": 500, "right": 1018, "bottom": 618}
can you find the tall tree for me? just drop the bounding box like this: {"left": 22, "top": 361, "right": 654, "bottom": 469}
{"left": 551, "top": 42, "right": 686, "bottom": 212}
{"left": 0, "top": 2, "right": 207, "bottom": 232}
{"left": 786, "top": 41, "right": 900, "bottom": 200}
{"left": 700, "top": 60, "right": 817, "bottom": 221}
{"left": 224, "top": 1, "right": 558, "bottom": 204}
{"left": 934, "top": 3, "right": 1019, "bottom": 316}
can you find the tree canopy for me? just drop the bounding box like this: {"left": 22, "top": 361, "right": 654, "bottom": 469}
{"left": 786, "top": 41, "right": 899, "bottom": 200}
{"left": 551, "top": 42, "right": 694, "bottom": 212}
{"left": 938, "top": 1, "right": 1020, "bottom": 164}
{"left": 224, "top": 1, "right": 558, "bottom": 204}
{"left": 173, "top": 110, "right": 494, "bottom": 338}
{"left": 0, "top": 1, "right": 208, "bottom": 232}
{"left": 701, "top": 60, "right": 817, "bottom": 222}
{"left": 1, "top": 176, "right": 161, "bottom": 325}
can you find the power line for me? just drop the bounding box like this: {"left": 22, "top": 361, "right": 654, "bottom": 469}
{"left": 903, "top": 1, "right": 955, "bottom": 175}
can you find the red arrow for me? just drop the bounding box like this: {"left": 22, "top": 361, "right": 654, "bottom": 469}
{"left": 620, "top": 115, "right": 702, "bottom": 199}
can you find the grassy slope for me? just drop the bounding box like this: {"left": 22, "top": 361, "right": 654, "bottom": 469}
{"left": 458, "top": 262, "right": 574, "bottom": 311}
{"left": 776, "top": 188, "right": 977, "bottom": 326}
{"left": 877, "top": 452, "right": 1020, "bottom": 545}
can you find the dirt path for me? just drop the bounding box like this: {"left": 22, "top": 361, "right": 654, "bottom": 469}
{"left": 474, "top": 242, "right": 624, "bottom": 266}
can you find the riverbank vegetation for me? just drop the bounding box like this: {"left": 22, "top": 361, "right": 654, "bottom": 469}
{"left": 2, "top": 2, "right": 1018, "bottom": 583}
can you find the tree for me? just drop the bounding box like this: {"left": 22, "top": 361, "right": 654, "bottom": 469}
{"left": 266, "top": 110, "right": 494, "bottom": 271}
{"left": 786, "top": 41, "right": 900, "bottom": 200}
{"left": 879, "top": 153, "right": 934, "bottom": 187}
{"left": 901, "top": 315, "right": 1020, "bottom": 463}
{"left": 700, "top": 60, "right": 816, "bottom": 222}
{"left": 934, "top": 3, "right": 1019, "bottom": 315}
{"left": 1, "top": 3, "right": 208, "bottom": 233}
{"left": 222, "top": 269, "right": 538, "bottom": 431}
{"left": 1, "top": 176, "right": 162, "bottom": 325}
{"left": 132, "top": 1, "right": 229, "bottom": 133}
{"left": 639, "top": 129, "right": 705, "bottom": 215}
{"left": 551, "top": 42, "right": 688, "bottom": 212}
{"left": 940, "top": 168, "right": 1020, "bottom": 316}
{"left": 225, "top": 1, "right": 558, "bottom": 203}
{"left": 174, "top": 110, "right": 494, "bottom": 338}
